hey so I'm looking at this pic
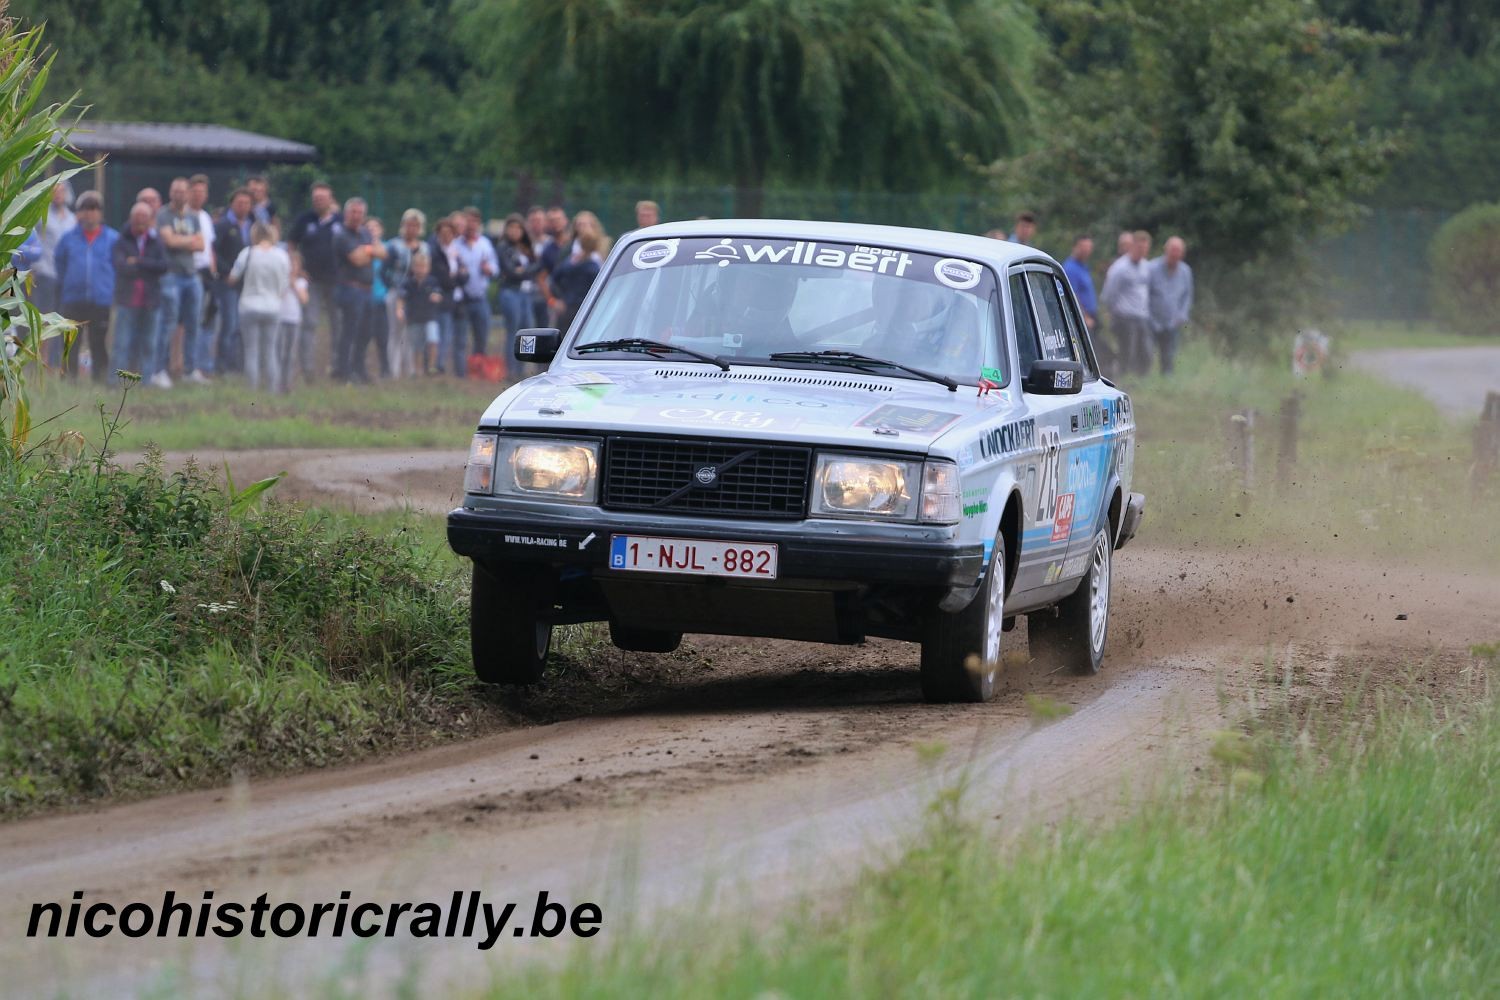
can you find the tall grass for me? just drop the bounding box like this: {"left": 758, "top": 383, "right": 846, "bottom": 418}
{"left": 1129, "top": 342, "right": 1498, "bottom": 566}
{"left": 0, "top": 447, "right": 473, "bottom": 813}
{"left": 495, "top": 650, "right": 1500, "bottom": 998}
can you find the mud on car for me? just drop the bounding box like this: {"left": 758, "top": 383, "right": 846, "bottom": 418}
{"left": 447, "top": 221, "right": 1143, "bottom": 702}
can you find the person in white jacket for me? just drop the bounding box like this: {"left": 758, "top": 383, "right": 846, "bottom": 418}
{"left": 1099, "top": 230, "right": 1153, "bottom": 376}
{"left": 229, "top": 222, "right": 292, "bottom": 393}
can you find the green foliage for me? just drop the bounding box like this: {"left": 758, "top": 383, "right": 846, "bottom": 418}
{"left": 25, "top": 0, "right": 475, "bottom": 174}
{"left": 1006, "top": 0, "right": 1396, "bottom": 351}
{"left": 1319, "top": 0, "right": 1500, "bottom": 210}
{"left": 0, "top": 447, "right": 471, "bottom": 812}
{"left": 0, "top": 18, "right": 85, "bottom": 456}
{"left": 464, "top": 0, "right": 1040, "bottom": 213}
{"left": 1428, "top": 202, "right": 1500, "bottom": 338}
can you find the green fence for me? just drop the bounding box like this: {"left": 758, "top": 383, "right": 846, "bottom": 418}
{"left": 1317, "top": 207, "right": 1451, "bottom": 323}
{"left": 102, "top": 160, "right": 1445, "bottom": 323}
{"left": 259, "top": 166, "right": 994, "bottom": 241}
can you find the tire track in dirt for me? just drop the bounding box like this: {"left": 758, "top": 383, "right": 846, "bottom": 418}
{"left": 4, "top": 531, "right": 1496, "bottom": 997}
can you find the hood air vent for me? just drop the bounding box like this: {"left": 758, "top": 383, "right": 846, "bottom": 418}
{"left": 650, "top": 369, "right": 893, "bottom": 393}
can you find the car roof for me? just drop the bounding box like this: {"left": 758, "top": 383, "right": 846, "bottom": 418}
{"left": 628, "top": 218, "right": 1057, "bottom": 271}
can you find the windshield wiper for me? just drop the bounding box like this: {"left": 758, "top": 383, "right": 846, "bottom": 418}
{"left": 576, "top": 337, "right": 731, "bottom": 371}
{"left": 768, "top": 350, "right": 958, "bottom": 391}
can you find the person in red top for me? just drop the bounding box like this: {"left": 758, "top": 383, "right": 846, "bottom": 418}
{"left": 111, "top": 201, "right": 170, "bottom": 382}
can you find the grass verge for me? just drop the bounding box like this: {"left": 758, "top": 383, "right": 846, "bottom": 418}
{"left": 0, "top": 448, "right": 477, "bottom": 814}
{"left": 30, "top": 376, "right": 500, "bottom": 451}
{"left": 491, "top": 647, "right": 1500, "bottom": 998}
{"left": 1128, "top": 340, "right": 1499, "bottom": 567}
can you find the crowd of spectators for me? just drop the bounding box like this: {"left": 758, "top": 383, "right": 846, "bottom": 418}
{"left": 26, "top": 175, "right": 655, "bottom": 393}
{"left": 27, "top": 180, "right": 1192, "bottom": 392}
{"left": 999, "top": 211, "right": 1195, "bottom": 377}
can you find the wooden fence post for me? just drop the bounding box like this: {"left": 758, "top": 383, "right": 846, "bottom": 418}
{"left": 1473, "top": 391, "right": 1500, "bottom": 494}
{"left": 1226, "top": 408, "right": 1257, "bottom": 496}
{"left": 1277, "top": 392, "right": 1301, "bottom": 491}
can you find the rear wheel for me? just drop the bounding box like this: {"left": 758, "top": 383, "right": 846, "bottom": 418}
{"left": 609, "top": 622, "right": 683, "bottom": 653}
{"left": 1028, "top": 527, "right": 1112, "bottom": 675}
{"left": 470, "top": 562, "right": 551, "bottom": 685}
{"left": 920, "top": 533, "right": 1006, "bottom": 703}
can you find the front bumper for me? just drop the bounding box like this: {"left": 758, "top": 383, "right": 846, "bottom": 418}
{"left": 447, "top": 498, "right": 984, "bottom": 590}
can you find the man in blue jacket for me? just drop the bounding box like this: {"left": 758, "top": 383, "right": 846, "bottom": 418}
{"left": 53, "top": 190, "right": 118, "bottom": 381}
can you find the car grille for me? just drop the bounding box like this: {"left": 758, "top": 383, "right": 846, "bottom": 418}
{"left": 602, "top": 437, "right": 811, "bottom": 519}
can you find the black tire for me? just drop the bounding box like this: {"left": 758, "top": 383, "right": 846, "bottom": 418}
{"left": 470, "top": 562, "right": 551, "bottom": 685}
{"left": 920, "top": 532, "right": 1007, "bottom": 703}
{"left": 1028, "top": 526, "right": 1112, "bottom": 675}
{"left": 609, "top": 622, "right": 683, "bottom": 653}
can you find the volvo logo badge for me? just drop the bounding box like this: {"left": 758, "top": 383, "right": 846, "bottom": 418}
{"left": 694, "top": 466, "right": 719, "bottom": 486}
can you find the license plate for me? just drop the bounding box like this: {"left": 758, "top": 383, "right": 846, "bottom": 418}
{"left": 609, "top": 535, "right": 779, "bottom": 579}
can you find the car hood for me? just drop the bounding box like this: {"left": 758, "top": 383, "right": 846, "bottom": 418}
{"left": 484, "top": 364, "right": 1021, "bottom": 454}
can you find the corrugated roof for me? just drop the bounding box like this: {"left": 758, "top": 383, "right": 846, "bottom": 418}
{"left": 65, "top": 121, "right": 318, "bottom": 162}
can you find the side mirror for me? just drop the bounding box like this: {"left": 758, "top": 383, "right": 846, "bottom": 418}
{"left": 1023, "top": 360, "right": 1085, "bottom": 395}
{"left": 514, "top": 328, "right": 562, "bottom": 364}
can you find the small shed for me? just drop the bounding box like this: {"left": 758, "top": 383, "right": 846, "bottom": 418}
{"left": 65, "top": 122, "right": 319, "bottom": 223}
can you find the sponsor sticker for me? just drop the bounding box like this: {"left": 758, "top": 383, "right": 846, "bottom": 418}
{"left": 518, "top": 334, "right": 537, "bottom": 356}
{"left": 1050, "top": 492, "right": 1076, "bottom": 543}
{"left": 632, "top": 238, "right": 680, "bottom": 269}
{"left": 1055, "top": 368, "right": 1076, "bottom": 390}
{"left": 1062, "top": 551, "right": 1091, "bottom": 578}
{"left": 654, "top": 406, "right": 780, "bottom": 431}
{"left": 977, "top": 417, "right": 1036, "bottom": 461}
{"left": 963, "top": 500, "right": 988, "bottom": 519}
{"left": 551, "top": 371, "right": 615, "bottom": 386}
{"left": 933, "top": 257, "right": 983, "bottom": 290}
{"left": 853, "top": 404, "right": 962, "bottom": 436}
{"left": 503, "top": 534, "right": 571, "bottom": 549}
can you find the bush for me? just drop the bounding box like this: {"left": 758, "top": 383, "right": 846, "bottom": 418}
{"left": 1429, "top": 202, "right": 1500, "bottom": 338}
{"left": 0, "top": 450, "right": 471, "bottom": 813}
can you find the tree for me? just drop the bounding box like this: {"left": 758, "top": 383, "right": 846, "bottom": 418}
{"left": 26, "top": 0, "right": 477, "bottom": 175}
{"left": 461, "top": 0, "right": 1041, "bottom": 215}
{"left": 1002, "top": 0, "right": 1396, "bottom": 351}
{"left": 1429, "top": 203, "right": 1500, "bottom": 338}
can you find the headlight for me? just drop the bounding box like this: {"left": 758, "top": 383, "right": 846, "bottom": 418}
{"left": 810, "top": 455, "right": 960, "bottom": 524}
{"left": 465, "top": 434, "right": 600, "bottom": 501}
{"left": 497, "top": 438, "right": 599, "bottom": 501}
{"left": 464, "top": 433, "right": 497, "bottom": 494}
{"left": 816, "top": 457, "right": 914, "bottom": 517}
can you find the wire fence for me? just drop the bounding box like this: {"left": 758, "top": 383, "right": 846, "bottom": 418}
{"left": 99, "top": 161, "right": 1443, "bottom": 323}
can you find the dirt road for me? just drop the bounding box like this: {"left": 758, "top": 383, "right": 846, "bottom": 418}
{"left": 5, "top": 528, "right": 1497, "bottom": 996}
{"left": 118, "top": 447, "right": 469, "bottom": 515}
{"left": 1349, "top": 345, "right": 1500, "bottom": 419}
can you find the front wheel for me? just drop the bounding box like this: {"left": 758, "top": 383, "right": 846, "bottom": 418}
{"left": 1028, "top": 527, "right": 1112, "bottom": 675}
{"left": 470, "top": 562, "right": 552, "bottom": 685}
{"left": 920, "top": 533, "right": 1007, "bottom": 703}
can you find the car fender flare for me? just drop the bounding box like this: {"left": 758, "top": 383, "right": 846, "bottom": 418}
{"left": 941, "top": 481, "right": 1021, "bottom": 614}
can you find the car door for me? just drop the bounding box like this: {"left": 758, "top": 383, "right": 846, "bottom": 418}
{"left": 1023, "top": 267, "right": 1116, "bottom": 581}
{"left": 1006, "top": 269, "right": 1073, "bottom": 592}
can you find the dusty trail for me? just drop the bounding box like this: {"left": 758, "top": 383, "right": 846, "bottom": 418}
{"left": 4, "top": 532, "right": 1497, "bottom": 996}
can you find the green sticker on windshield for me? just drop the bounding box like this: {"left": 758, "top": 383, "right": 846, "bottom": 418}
{"left": 980, "top": 366, "right": 1003, "bottom": 383}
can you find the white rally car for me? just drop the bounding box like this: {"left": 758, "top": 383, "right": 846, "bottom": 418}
{"left": 448, "top": 220, "right": 1143, "bottom": 702}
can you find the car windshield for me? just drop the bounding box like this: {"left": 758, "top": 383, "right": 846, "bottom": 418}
{"left": 572, "top": 236, "right": 1006, "bottom": 385}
